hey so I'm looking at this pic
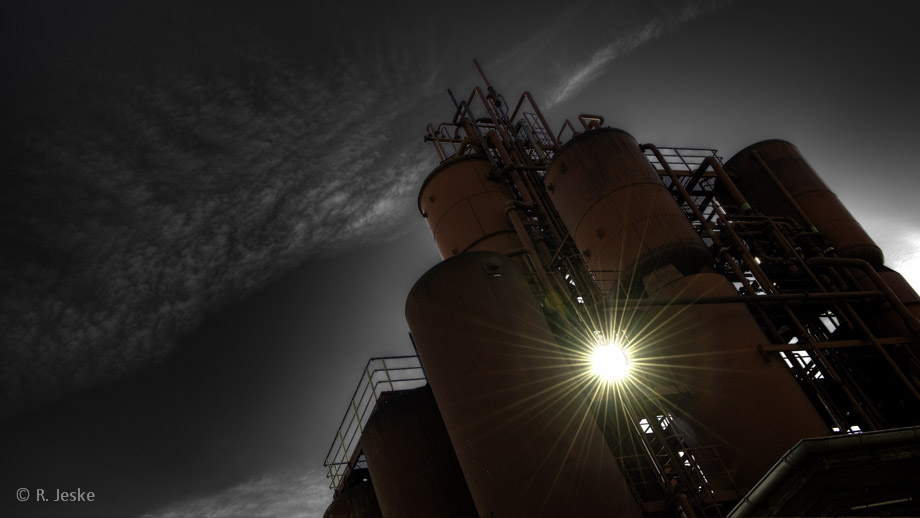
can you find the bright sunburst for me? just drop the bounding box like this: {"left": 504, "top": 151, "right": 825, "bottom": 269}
{"left": 590, "top": 340, "right": 631, "bottom": 383}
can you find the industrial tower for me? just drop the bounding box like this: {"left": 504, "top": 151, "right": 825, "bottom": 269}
{"left": 323, "top": 65, "right": 920, "bottom": 517}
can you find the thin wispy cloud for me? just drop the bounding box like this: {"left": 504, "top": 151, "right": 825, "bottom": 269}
{"left": 546, "top": 0, "right": 734, "bottom": 107}
{"left": 141, "top": 467, "right": 331, "bottom": 518}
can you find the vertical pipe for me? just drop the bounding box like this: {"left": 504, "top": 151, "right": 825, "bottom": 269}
{"left": 645, "top": 272, "right": 829, "bottom": 492}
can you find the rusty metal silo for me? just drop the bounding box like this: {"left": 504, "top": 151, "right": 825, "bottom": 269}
{"left": 359, "top": 385, "right": 477, "bottom": 517}
{"left": 323, "top": 478, "right": 381, "bottom": 518}
{"left": 871, "top": 269, "right": 920, "bottom": 387}
{"left": 405, "top": 251, "right": 642, "bottom": 518}
{"left": 855, "top": 267, "right": 920, "bottom": 343}
{"left": 544, "top": 128, "right": 711, "bottom": 294}
{"left": 878, "top": 269, "right": 920, "bottom": 324}
{"left": 645, "top": 271, "right": 830, "bottom": 492}
{"left": 324, "top": 64, "right": 920, "bottom": 516}
{"left": 724, "top": 140, "right": 884, "bottom": 267}
{"left": 418, "top": 155, "right": 521, "bottom": 259}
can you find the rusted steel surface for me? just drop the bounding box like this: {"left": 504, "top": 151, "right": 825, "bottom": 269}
{"left": 418, "top": 155, "right": 521, "bottom": 259}
{"left": 545, "top": 128, "right": 710, "bottom": 294}
{"left": 323, "top": 476, "right": 381, "bottom": 518}
{"left": 725, "top": 140, "right": 884, "bottom": 267}
{"left": 406, "top": 252, "right": 642, "bottom": 518}
{"left": 851, "top": 267, "right": 920, "bottom": 342}
{"left": 360, "top": 386, "right": 477, "bottom": 517}
{"left": 646, "top": 272, "right": 829, "bottom": 493}
{"left": 878, "top": 269, "right": 920, "bottom": 326}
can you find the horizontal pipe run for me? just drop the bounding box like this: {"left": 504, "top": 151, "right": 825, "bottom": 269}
{"left": 653, "top": 169, "right": 718, "bottom": 178}
{"left": 807, "top": 257, "right": 920, "bottom": 402}
{"left": 619, "top": 290, "right": 885, "bottom": 308}
{"left": 728, "top": 426, "right": 920, "bottom": 517}
{"left": 807, "top": 257, "right": 920, "bottom": 336}
{"left": 761, "top": 336, "right": 918, "bottom": 352}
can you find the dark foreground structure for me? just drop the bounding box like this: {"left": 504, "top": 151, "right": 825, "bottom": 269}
{"left": 322, "top": 67, "right": 920, "bottom": 517}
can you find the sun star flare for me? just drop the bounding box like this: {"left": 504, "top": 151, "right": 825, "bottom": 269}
{"left": 590, "top": 341, "right": 631, "bottom": 383}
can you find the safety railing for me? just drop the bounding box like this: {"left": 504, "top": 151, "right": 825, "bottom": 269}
{"left": 644, "top": 146, "right": 721, "bottom": 172}
{"left": 323, "top": 355, "right": 427, "bottom": 491}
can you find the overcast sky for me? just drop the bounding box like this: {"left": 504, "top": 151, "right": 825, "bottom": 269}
{"left": 2, "top": 1, "right": 918, "bottom": 517}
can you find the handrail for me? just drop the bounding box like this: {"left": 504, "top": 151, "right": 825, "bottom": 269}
{"left": 322, "top": 355, "right": 427, "bottom": 491}
{"left": 509, "top": 91, "right": 560, "bottom": 148}
{"left": 642, "top": 146, "right": 721, "bottom": 172}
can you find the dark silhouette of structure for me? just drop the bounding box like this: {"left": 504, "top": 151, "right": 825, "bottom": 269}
{"left": 323, "top": 65, "right": 920, "bottom": 517}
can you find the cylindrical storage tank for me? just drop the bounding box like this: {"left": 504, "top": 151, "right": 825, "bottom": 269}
{"left": 544, "top": 128, "right": 710, "bottom": 294}
{"left": 360, "top": 385, "right": 477, "bottom": 517}
{"left": 725, "top": 140, "right": 884, "bottom": 267}
{"left": 857, "top": 267, "right": 920, "bottom": 345}
{"left": 879, "top": 269, "right": 920, "bottom": 323}
{"left": 876, "top": 269, "right": 920, "bottom": 402}
{"left": 647, "top": 272, "right": 829, "bottom": 492}
{"left": 419, "top": 155, "right": 521, "bottom": 259}
{"left": 406, "top": 251, "right": 642, "bottom": 518}
{"left": 323, "top": 476, "right": 382, "bottom": 518}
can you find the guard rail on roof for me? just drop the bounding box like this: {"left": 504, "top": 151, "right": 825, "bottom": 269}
{"left": 322, "top": 355, "right": 427, "bottom": 491}
{"left": 643, "top": 146, "right": 721, "bottom": 172}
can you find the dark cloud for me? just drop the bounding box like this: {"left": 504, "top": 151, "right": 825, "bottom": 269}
{"left": 0, "top": 0, "right": 722, "bottom": 420}
{"left": 0, "top": 2, "right": 443, "bottom": 417}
